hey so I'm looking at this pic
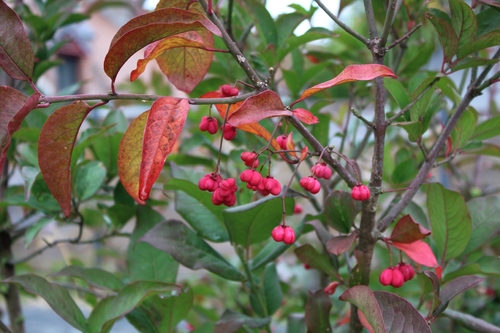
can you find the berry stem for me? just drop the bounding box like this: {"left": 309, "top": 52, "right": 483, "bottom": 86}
{"left": 215, "top": 104, "right": 231, "bottom": 173}
{"left": 281, "top": 157, "right": 306, "bottom": 224}
{"left": 384, "top": 239, "right": 393, "bottom": 266}
{"left": 330, "top": 150, "right": 362, "bottom": 184}
{"left": 381, "top": 186, "right": 415, "bottom": 194}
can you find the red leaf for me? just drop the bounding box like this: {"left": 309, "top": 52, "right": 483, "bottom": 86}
{"left": 104, "top": 8, "right": 221, "bottom": 91}
{"left": 392, "top": 240, "right": 438, "bottom": 267}
{"left": 227, "top": 91, "right": 291, "bottom": 127}
{"left": 0, "top": 1, "right": 34, "bottom": 81}
{"left": 292, "top": 108, "right": 318, "bottom": 124}
{"left": 300, "top": 146, "right": 309, "bottom": 162}
{"left": 435, "top": 266, "right": 443, "bottom": 280}
{"left": 291, "top": 64, "right": 397, "bottom": 107}
{"left": 446, "top": 136, "right": 452, "bottom": 158}
{"left": 357, "top": 309, "right": 375, "bottom": 333}
{"left": 118, "top": 111, "right": 148, "bottom": 205}
{"left": 339, "top": 286, "right": 386, "bottom": 333}
{"left": 155, "top": 30, "right": 214, "bottom": 93}
{"left": 130, "top": 33, "right": 209, "bottom": 82}
{"left": 285, "top": 131, "right": 297, "bottom": 158}
{"left": 0, "top": 87, "right": 39, "bottom": 172}
{"left": 326, "top": 232, "right": 357, "bottom": 255}
{"left": 389, "top": 215, "right": 431, "bottom": 243}
{"left": 139, "top": 97, "right": 189, "bottom": 201}
{"left": 38, "top": 101, "right": 94, "bottom": 217}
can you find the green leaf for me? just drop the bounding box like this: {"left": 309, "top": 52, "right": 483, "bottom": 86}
{"left": 391, "top": 158, "right": 418, "bottom": 185}
{"left": 21, "top": 166, "right": 39, "bottom": 202}
{"left": 450, "top": 108, "right": 477, "bottom": 150}
{"left": 262, "top": 263, "right": 283, "bottom": 316}
{"left": 5, "top": 274, "right": 88, "bottom": 332}
{"left": 339, "top": 286, "right": 385, "bottom": 333}
{"left": 475, "top": 256, "right": 500, "bottom": 276}
{"left": 427, "top": 183, "right": 472, "bottom": 262}
{"left": 457, "top": 30, "right": 500, "bottom": 60}
{"left": 476, "top": 7, "right": 500, "bottom": 36}
{"left": 294, "top": 244, "right": 336, "bottom": 276}
{"left": 449, "top": 0, "right": 477, "bottom": 49}
{"left": 276, "top": 12, "right": 308, "bottom": 48}
{"left": 139, "top": 220, "right": 245, "bottom": 281}
{"left": 214, "top": 310, "right": 270, "bottom": 333}
{"left": 393, "top": 121, "right": 423, "bottom": 142}
{"left": 451, "top": 57, "right": 500, "bottom": 72}
{"left": 127, "top": 205, "right": 179, "bottom": 283}
{"left": 88, "top": 281, "right": 181, "bottom": 333}
{"left": 384, "top": 78, "right": 410, "bottom": 111}
{"left": 24, "top": 216, "right": 52, "bottom": 248}
{"left": 74, "top": 161, "right": 106, "bottom": 200}
{"left": 304, "top": 290, "right": 332, "bottom": 333}
{"left": 51, "top": 265, "right": 124, "bottom": 291}
{"left": 244, "top": 0, "right": 277, "bottom": 47}
{"left": 426, "top": 12, "right": 459, "bottom": 64}
{"left": 324, "top": 190, "right": 356, "bottom": 233}
{"left": 463, "top": 196, "right": 500, "bottom": 254}
{"left": 433, "top": 275, "right": 484, "bottom": 317}
{"left": 223, "top": 196, "right": 294, "bottom": 247}
{"left": 470, "top": 115, "right": 500, "bottom": 141}
{"left": 165, "top": 178, "right": 228, "bottom": 242}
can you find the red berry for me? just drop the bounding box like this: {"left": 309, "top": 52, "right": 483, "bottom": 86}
{"left": 276, "top": 134, "right": 288, "bottom": 150}
{"left": 303, "top": 263, "right": 311, "bottom": 269}
{"left": 199, "top": 116, "right": 218, "bottom": 135}
{"left": 211, "top": 178, "right": 237, "bottom": 206}
{"left": 293, "top": 204, "right": 303, "bottom": 214}
{"left": 397, "top": 263, "right": 415, "bottom": 282}
{"left": 323, "top": 281, "right": 340, "bottom": 295}
{"left": 221, "top": 84, "right": 239, "bottom": 97}
{"left": 240, "top": 169, "right": 262, "bottom": 187}
{"left": 312, "top": 162, "right": 333, "bottom": 180}
{"left": 299, "top": 176, "right": 321, "bottom": 194}
{"left": 391, "top": 267, "right": 405, "bottom": 288}
{"left": 241, "top": 151, "right": 259, "bottom": 168}
{"left": 379, "top": 268, "right": 393, "bottom": 286}
{"left": 351, "top": 184, "right": 370, "bottom": 201}
{"left": 271, "top": 225, "right": 285, "bottom": 242}
{"left": 282, "top": 226, "right": 296, "bottom": 244}
{"left": 222, "top": 123, "right": 237, "bottom": 140}
{"left": 198, "top": 173, "right": 221, "bottom": 192}
{"left": 264, "top": 176, "right": 281, "bottom": 196}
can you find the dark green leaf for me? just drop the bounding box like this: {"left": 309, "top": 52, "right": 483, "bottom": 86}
{"left": 214, "top": 310, "right": 270, "bottom": 333}
{"left": 339, "top": 286, "right": 385, "bottom": 333}
{"left": 74, "top": 161, "right": 106, "bottom": 200}
{"left": 449, "top": 0, "right": 477, "bottom": 49}
{"left": 51, "top": 265, "right": 124, "bottom": 291}
{"left": 276, "top": 12, "right": 308, "bottom": 48}
{"left": 324, "top": 190, "right": 356, "bottom": 233}
{"left": 294, "top": 244, "right": 336, "bottom": 277}
{"left": 304, "top": 290, "right": 332, "bottom": 333}
{"left": 262, "top": 263, "right": 283, "bottom": 315}
{"left": 457, "top": 30, "right": 500, "bottom": 60}
{"left": 463, "top": 196, "right": 500, "bottom": 254}
{"left": 426, "top": 13, "right": 459, "bottom": 64}
{"left": 393, "top": 121, "right": 423, "bottom": 142}
{"left": 451, "top": 57, "right": 500, "bottom": 72}
{"left": 243, "top": 0, "right": 277, "bottom": 47}
{"left": 450, "top": 108, "right": 477, "bottom": 150}
{"left": 391, "top": 158, "right": 418, "bottom": 184}
{"left": 140, "top": 220, "right": 245, "bottom": 281}
{"left": 476, "top": 7, "right": 500, "bottom": 36}
{"left": 385, "top": 78, "right": 410, "bottom": 111}
{"left": 470, "top": 115, "right": 500, "bottom": 141}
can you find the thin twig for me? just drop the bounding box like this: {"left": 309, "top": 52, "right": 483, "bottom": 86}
{"left": 0, "top": 319, "right": 12, "bottom": 333}
{"left": 351, "top": 109, "right": 374, "bottom": 128}
{"left": 379, "top": 0, "right": 399, "bottom": 46}
{"left": 363, "top": 0, "right": 378, "bottom": 39}
{"left": 313, "top": 0, "right": 368, "bottom": 45}
{"left": 387, "top": 23, "right": 423, "bottom": 50}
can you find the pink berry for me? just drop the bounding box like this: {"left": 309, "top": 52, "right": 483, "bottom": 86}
{"left": 240, "top": 169, "right": 262, "bottom": 187}
{"left": 241, "top": 151, "right": 259, "bottom": 168}
{"left": 222, "top": 123, "right": 237, "bottom": 140}
{"left": 264, "top": 176, "right": 281, "bottom": 196}
{"left": 351, "top": 184, "right": 370, "bottom": 201}
{"left": 323, "top": 281, "right": 340, "bottom": 295}
{"left": 312, "top": 162, "right": 333, "bottom": 180}
{"left": 199, "top": 116, "right": 218, "bottom": 135}
{"left": 211, "top": 178, "right": 237, "bottom": 206}
{"left": 379, "top": 268, "right": 393, "bottom": 286}
{"left": 299, "top": 176, "right": 321, "bottom": 194}
{"left": 293, "top": 204, "right": 303, "bottom": 214}
{"left": 271, "top": 225, "right": 285, "bottom": 242}
{"left": 391, "top": 267, "right": 405, "bottom": 288}
{"left": 276, "top": 134, "right": 288, "bottom": 150}
{"left": 198, "top": 173, "right": 221, "bottom": 192}
{"left": 397, "top": 263, "right": 415, "bottom": 282}
{"left": 221, "top": 84, "right": 239, "bottom": 97}
{"left": 282, "top": 226, "right": 296, "bottom": 244}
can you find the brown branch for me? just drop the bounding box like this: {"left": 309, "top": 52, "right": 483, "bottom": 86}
{"left": 387, "top": 23, "right": 423, "bottom": 50}
{"left": 0, "top": 319, "right": 12, "bottom": 333}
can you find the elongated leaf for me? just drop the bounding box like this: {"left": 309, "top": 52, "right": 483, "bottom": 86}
{"left": 118, "top": 111, "right": 148, "bottom": 205}
{"left": 457, "top": 30, "right": 500, "bottom": 60}
{"left": 214, "top": 310, "right": 270, "bottom": 333}
{"left": 292, "top": 108, "right": 318, "bottom": 124}
{"left": 24, "top": 216, "right": 51, "bottom": 248}
{"left": 0, "top": 1, "right": 35, "bottom": 80}
{"left": 339, "top": 286, "right": 386, "bottom": 333}
{"left": 432, "top": 275, "right": 484, "bottom": 317}
{"left": 393, "top": 121, "right": 423, "bottom": 142}
{"left": 450, "top": 108, "right": 477, "bottom": 150}
{"left": 463, "top": 196, "right": 500, "bottom": 254}
{"left": 305, "top": 291, "right": 332, "bottom": 333}
{"left": 451, "top": 57, "right": 500, "bottom": 72}
{"left": 326, "top": 232, "right": 357, "bottom": 255}
{"left": 0, "top": 89, "right": 40, "bottom": 172}
{"left": 139, "top": 97, "right": 189, "bottom": 201}
{"left": 324, "top": 190, "right": 356, "bottom": 233}
{"left": 156, "top": 30, "right": 214, "bottom": 93}
{"left": 104, "top": 8, "right": 221, "bottom": 90}
{"left": 426, "top": 13, "right": 459, "bottom": 65}
{"left": 373, "top": 291, "right": 432, "bottom": 333}
{"left": 139, "top": 220, "right": 245, "bottom": 281}
{"left": 74, "top": 161, "right": 106, "bottom": 200}
{"left": 427, "top": 183, "right": 472, "bottom": 261}
{"left": 449, "top": 0, "right": 477, "bottom": 49}
{"left": 390, "top": 215, "right": 431, "bottom": 244}
{"left": 51, "top": 265, "right": 124, "bottom": 291}
{"left": 291, "top": 64, "right": 397, "bottom": 106}
{"left": 244, "top": 0, "right": 278, "bottom": 47}
{"left": 470, "top": 115, "right": 500, "bottom": 141}
{"left": 384, "top": 78, "right": 410, "bottom": 111}
{"left": 263, "top": 263, "right": 283, "bottom": 315}
{"left": 5, "top": 274, "right": 88, "bottom": 332}
{"left": 88, "top": 281, "right": 182, "bottom": 333}
{"left": 131, "top": 33, "right": 208, "bottom": 81}
{"left": 392, "top": 240, "right": 438, "bottom": 267}
{"left": 223, "top": 196, "right": 294, "bottom": 247}
{"left": 38, "top": 101, "right": 94, "bottom": 217}
{"left": 294, "top": 244, "right": 336, "bottom": 276}
{"left": 228, "top": 91, "right": 289, "bottom": 126}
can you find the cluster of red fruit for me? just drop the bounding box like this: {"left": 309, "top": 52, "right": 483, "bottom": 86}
{"left": 299, "top": 162, "right": 332, "bottom": 194}
{"left": 198, "top": 85, "right": 239, "bottom": 140}
{"left": 379, "top": 262, "right": 415, "bottom": 288}
{"left": 240, "top": 152, "right": 282, "bottom": 196}
{"left": 198, "top": 173, "right": 237, "bottom": 206}
{"left": 271, "top": 225, "right": 296, "bottom": 245}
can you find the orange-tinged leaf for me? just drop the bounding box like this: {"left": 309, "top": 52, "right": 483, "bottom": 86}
{"left": 0, "top": 1, "right": 35, "bottom": 81}
{"left": 156, "top": 0, "right": 203, "bottom": 12}
{"left": 300, "top": 146, "right": 309, "bottom": 162}
{"left": 139, "top": 97, "right": 189, "bottom": 201}
{"left": 291, "top": 64, "right": 397, "bottom": 107}
{"left": 389, "top": 214, "right": 431, "bottom": 243}
{"left": 201, "top": 91, "right": 282, "bottom": 152}
{"left": 292, "top": 108, "right": 318, "bottom": 124}
{"left": 38, "top": 101, "right": 94, "bottom": 217}
{"left": 156, "top": 30, "right": 214, "bottom": 93}
{"left": 285, "top": 131, "right": 297, "bottom": 158}
{"left": 104, "top": 8, "right": 221, "bottom": 91}
{"left": 392, "top": 240, "right": 438, "bottom": 267}
{"left": 227, "top": 91, "right": 291, "bottom": 126}
{"left": 0, "top": 87, "right": 39, "bottom": 172}
{"left": 130, "top": 34, "right": 208, "bottom": 81}
{"left": 118, "top": 111, "right": 148, "bottom": 205}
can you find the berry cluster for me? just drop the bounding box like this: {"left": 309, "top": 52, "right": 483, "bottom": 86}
{"left": 220, "top": 84, "right": 239, "bottom": 97}
{"left": 299, "top": 176, "right": 321, "bottom": 194}
{"left": 311, "top": 162, "right": 332, "bottom": 179}
{"left": 198, "top": 173, "right": 237, "bottom": 207}
{"left": 241, "top": 151, "right": 259, "bottom": 168}
{"left": 351, "top": 184, "right": 370, "bottom": 201}
{"left": 276, "top": 134, "right": 288, "bottom": 150}
{"left": 199, "top": 116, "right": 218, "bottom": 135}
{"left": 379, "top": 262, "right": 415, "bottom": 288}
{"left": 271, "top": 225, "right": 296, "bottom": 245}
